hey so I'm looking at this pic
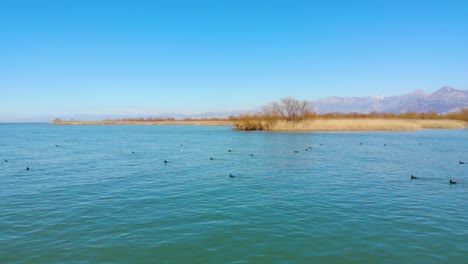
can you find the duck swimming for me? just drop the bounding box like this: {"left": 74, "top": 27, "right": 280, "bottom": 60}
{"left": 410, "top": 175, "right": 418, "bottom": 179}
{"left": 450, "top": 179, "right": 457, "bottom": 184}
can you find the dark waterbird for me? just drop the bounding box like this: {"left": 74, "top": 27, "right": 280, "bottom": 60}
{"left": 228, "top": 150, "right": 232, "bottom": 152}
{"left": 450, "top": 179, "right": 457, "bottom": 184}
{"left": 164, "top": 160, "right": 168, "bottom": 163}
{"left": 250, "top": 154, "right": 254, "bottom": 157}
{"left": 132, "top": 151, "right": 135, "bottom": 154}
{"left": 55, "top": 144, "right": 59, "bottom": 147}
{"left": 460, "top": 161, "right": 465, "bottom": 164}
{"left": 294, "top": 151, "right": 299, "bottom": 153}
{"left": 410, "top": 175, "right": 418, "bottom": 179}
{"left": 229, "top": 174, "right": 235, "bottom": 178}
{"left": 4, "top": 159, "right": 7, "bottom": 162}
{"left": 210, "top": 157, "right": 214, "bottom": 160}
{"left": 26, "top": 166, "right": 30, "bottom": 171}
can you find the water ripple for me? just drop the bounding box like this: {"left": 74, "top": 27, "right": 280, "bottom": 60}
{"left": 1, "top": 125, "right": 467, "bottom": 263}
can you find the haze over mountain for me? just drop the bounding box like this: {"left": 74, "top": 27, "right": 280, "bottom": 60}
{"left": 61, "top": 111, "right": 244, "bottom": 121}
{"left": 311, "top": 87, "right": 468, "bottom": 114}
{"left": 4, "top": 87, "right": 466, "bottom": 122}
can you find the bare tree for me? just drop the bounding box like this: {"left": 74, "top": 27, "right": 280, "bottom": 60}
{"left": 262, "top": 97, "right": 314, "bottom": 122}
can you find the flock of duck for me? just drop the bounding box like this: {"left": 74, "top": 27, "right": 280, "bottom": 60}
{"left": 410, "top": 160, "right": 466, "bottom": 184}
{"left": 3, "top": 143, "right": 466, "bottom": 184}
{"left": 159, "top": 149, "right": 256, "bottom": 177}
{"left": 145, "top": 142, "right": 465, "bottom": 182}
{"left": 410, "top": 174, "right": 461, "bottom": 184}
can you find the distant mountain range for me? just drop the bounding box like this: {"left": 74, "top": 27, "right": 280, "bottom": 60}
{"left": 311, "top": 87, "right": 468, "bottom": 114}
{"left": 43, "top": 86, "right": 468, "bottom": 122}
{"left": 58, "top": 110, "right": 244, "bottom": 121}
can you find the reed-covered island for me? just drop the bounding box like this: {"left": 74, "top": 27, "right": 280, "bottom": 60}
{"left": 232, "top": 97, "right": 467, "bottom": 131}
{"left": 51, "top": 97, "right": 468, "bottom": 131}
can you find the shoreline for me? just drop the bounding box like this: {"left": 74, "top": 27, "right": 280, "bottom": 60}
{"left": 50, "top": 118, "right": 467, "bottom": 131}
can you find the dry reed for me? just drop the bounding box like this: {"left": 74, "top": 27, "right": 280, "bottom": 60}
{"left": 235, "top": 118, "right": 466, "bottom": 131}
{"left": 51, "top": 117, "right": 467, "bottom": 131}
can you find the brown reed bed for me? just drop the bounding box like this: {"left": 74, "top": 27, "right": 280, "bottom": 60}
{"left": 234, "top": 118, "right": 466, "bottom": 131}
{"left": 52, "top": 117, "right": 466, "bottom": 131}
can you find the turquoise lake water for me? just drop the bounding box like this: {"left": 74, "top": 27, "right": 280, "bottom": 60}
{"left": 1, "top": 124, "right": 467, "bottom": 263}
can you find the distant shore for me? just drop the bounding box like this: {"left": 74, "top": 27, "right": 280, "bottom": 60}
{"left": 50, "top": 120, "right": 234, "bottom": 126}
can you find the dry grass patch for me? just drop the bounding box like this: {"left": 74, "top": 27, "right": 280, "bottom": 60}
{"left": 235, "top": 118, "right": 467, "bottom": 131}
{"left": 272, "top": 119, "right": 420, "bottom": 131}
{"left": 415, "top": 119, "right": 466, "bottom": 129}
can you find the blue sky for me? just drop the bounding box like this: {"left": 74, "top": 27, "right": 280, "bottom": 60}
{"left": 1, "top": 0, "right": 467, "bottom": 121}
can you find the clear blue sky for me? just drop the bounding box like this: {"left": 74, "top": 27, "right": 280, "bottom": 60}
{"left": 1, "top": 0, "right": 467, "bottom": 121}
